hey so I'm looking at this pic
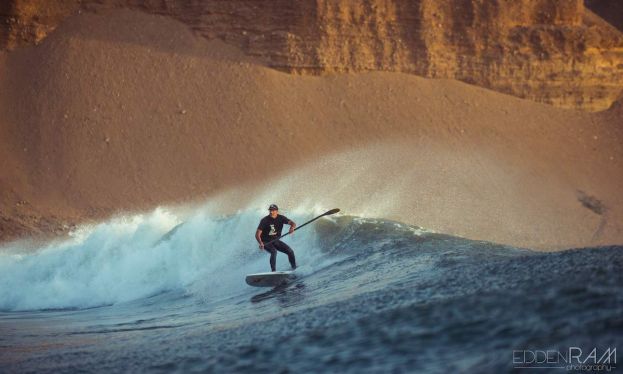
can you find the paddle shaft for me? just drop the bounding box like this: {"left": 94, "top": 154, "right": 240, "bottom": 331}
{"left": 263, "top": 208, "right": 340, "bottom": 246}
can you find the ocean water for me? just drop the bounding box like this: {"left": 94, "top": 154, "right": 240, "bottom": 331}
{"left": 0, "top": 207, "right": 621, "bottom": 373}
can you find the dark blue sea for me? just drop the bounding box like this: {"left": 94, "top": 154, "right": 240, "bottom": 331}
{"left": 1, "top": 209, "right": 621, "bottom": 373}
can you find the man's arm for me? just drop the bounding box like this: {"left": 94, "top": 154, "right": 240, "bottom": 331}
{"left": 288, "top": 220, "right": 297, "bottom": 234}
{"left": 256, "top": 229, "right": 264, "bottom": 250}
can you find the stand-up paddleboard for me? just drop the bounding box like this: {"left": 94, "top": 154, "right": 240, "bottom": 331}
{"left": 245, "top": 271, "right": 295, "bottom": 287}
{"left": 246, "top": 208, "right": 340, "bottom": 287}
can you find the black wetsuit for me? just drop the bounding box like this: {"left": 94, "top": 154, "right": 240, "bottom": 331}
{"left": 257, "top": 214, "right": 296, "bottom": 271}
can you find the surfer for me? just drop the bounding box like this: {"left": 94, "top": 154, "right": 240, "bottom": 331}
{"left": 256, "top": 204, "right": 297, "bottom": 272}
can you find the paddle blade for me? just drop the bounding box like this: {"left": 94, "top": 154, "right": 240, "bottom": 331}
{"left": 324, "top": 208, "right": 340, "bottom": 216}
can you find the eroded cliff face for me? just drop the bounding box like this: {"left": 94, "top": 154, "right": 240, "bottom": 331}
{"left": 1, "top": 0, "right": 622, "bottom": 111}
{"left": 0, "top": 0, "right": 79, "bottom": 49}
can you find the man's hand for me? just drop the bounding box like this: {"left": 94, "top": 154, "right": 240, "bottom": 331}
{"left": 289, "top": 227, "right": 295, "bottom": 234}
{"left": 259, "top": 242, "right": 264, "bottom": 251}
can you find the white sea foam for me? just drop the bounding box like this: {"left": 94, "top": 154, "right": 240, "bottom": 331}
{"left": 0, "top": 205, "right": 332, "bottom": 311}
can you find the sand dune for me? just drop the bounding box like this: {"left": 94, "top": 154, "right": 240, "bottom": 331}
{"left": 1, "top": 9, "right": 622, "bottom": 249}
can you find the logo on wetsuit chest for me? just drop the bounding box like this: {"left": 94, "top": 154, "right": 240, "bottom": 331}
{"left": 269, "top": 224, "right": 276, "bottom": 236}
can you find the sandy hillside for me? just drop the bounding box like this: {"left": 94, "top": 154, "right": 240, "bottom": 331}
{"left": 0, "top": 9, "right": 622, "bottom": 250}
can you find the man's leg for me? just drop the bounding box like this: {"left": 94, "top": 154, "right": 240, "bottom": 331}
{"left": 264, "top": 243, "right": 278, "bottom": 271}
{"left": 274, "top": 240, "right": 296, "bottom": 270}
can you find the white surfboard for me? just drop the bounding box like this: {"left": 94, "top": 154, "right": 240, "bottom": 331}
{"left": 245, "top": 271, "right": 295, "bottom": 287}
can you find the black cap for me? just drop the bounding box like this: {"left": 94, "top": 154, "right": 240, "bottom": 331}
{"left": 269, "top": 204, "right": 278, "bottom": 211}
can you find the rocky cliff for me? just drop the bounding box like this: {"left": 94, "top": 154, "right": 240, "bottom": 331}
{"left": 1, "top": 0, "right": 623, "bottom": 111}
{"left": 0, "top": 0, "right": 79, "bottom": 48}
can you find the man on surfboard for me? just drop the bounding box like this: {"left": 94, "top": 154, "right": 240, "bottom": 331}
{"left": 256, "top": 204, "right": 297, "bottom": 272}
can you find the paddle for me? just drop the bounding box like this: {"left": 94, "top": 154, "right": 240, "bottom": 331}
{"left": 263, "top": 208, "right": 340, "bottom": 246}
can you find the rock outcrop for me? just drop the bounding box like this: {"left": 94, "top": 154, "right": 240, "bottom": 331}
{"left": 0, "top": 0, "right": 79, "bottom": 49}
{"left": 1, "top": 0, "right": 623, "bottom": 111}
